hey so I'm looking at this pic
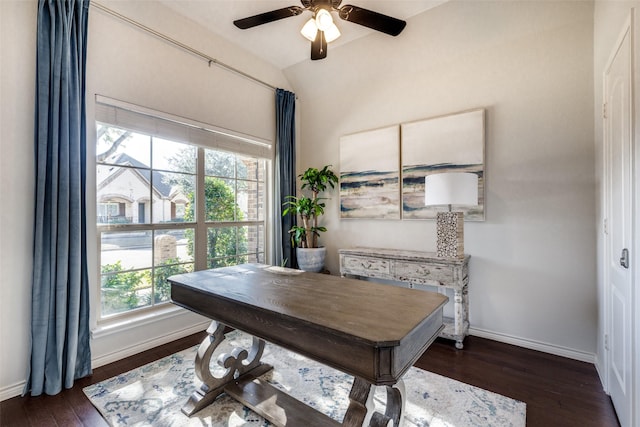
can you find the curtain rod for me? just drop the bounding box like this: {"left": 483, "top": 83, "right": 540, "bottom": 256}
{"left": 91, "top": 2, "right": 277, "bottom": 92}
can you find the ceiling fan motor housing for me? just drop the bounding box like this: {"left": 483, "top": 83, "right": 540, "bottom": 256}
{"left": 302, "top": 0, "right": 343, "bottom": 10}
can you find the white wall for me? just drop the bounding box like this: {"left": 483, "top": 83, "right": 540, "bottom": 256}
{"left": 285, "top": 0, "right": 597, "bottom": 359}
{"left": 0, "top": 0, "right": 292, "bottom": 400}
{"left": 0, "top": 0, "right": 37, "bottom": 402}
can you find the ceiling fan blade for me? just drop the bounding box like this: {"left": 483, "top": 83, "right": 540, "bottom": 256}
{"left": 338, "top": 5, "right": 406, "bottom": 36}
{"left": 311, "top": 31, "right": 328, "bottom": 60}
{"left": 234, "top": 6, "right": 304, "bottom": 29}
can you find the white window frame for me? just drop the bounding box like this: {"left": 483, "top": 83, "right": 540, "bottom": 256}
{"left": 93, "top": 96, "right": 273, "bottom": 327}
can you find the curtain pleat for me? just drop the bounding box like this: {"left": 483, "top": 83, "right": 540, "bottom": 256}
{"left": 25, "top": 0, "right": 91, "bottom": 396}
{"left": 274, "top": 89, "right": 297, "bottom": 268}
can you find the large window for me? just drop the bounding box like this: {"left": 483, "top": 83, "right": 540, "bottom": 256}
{"left": 96, "top": 107, "right": 268, "bottom": 320}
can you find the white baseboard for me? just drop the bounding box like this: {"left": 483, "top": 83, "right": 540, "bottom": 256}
{"left": 91, "top": 320, "right": 211, "bottom": 369}
{"left": 0, "top": 320, "right": 210, "bottom": 402}
{"left": 470, "top": 327, "right": 596, "bottom": 363}
{"left": 0, "top": 381, "right": 26, "bottom": 402}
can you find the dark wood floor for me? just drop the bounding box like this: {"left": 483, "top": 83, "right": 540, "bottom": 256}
{"left": 416, "top": 337, "right": 619, "bottom": 427}
{"left": 1, "top": 333, "right": 619, "bottom": 427}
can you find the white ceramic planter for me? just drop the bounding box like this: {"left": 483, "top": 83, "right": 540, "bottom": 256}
{"left": 296, "top": 247, "right": 326, "bottom": 273}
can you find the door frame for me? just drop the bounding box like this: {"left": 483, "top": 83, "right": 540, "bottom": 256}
{"left": 633, "top": 8, "right": 640, "bottom": 427}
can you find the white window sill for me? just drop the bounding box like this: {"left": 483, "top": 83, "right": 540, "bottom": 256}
{"left": 91, "top": 304, "right": 190, "bottom": 340}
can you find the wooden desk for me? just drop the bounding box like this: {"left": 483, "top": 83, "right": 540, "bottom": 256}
{"left": 169, "top": 263, "right": 447, "bottom": 427}
{"left": 339, "top": 248, "right": 470, "bottom": 349}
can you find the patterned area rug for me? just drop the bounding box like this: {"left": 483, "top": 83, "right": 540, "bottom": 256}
{"left": 84, "top": 331, "right": 526, "bottom": 426}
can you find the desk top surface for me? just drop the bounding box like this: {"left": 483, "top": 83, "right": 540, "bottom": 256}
{"left": 169, "top": 263, "right": 447, "bottom": 347}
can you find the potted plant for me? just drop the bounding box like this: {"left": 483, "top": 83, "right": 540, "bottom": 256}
{"left": 282, "top": 165, "right": 338, "bottom": 272}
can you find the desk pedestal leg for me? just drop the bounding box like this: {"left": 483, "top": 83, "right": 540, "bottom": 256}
{"left": 182, "top": 321, "right": 272, "bottom": 416}
{"left": 343, "top": 378, "right": 406, "bottom": 427}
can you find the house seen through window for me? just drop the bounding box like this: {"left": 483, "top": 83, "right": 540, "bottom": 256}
{"left": 96, "top": 122, "right": 267, "bottom": 319}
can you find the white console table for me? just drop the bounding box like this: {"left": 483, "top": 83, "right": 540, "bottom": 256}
{"left": 339, "top": 247, "right": 470, "bottom": 349}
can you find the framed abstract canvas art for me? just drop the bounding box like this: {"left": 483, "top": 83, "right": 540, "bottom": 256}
{"left": 340, "top": 125, "right": 401, "bottom": 219}
{"left": 401, "top": 109, "right": 485, "bottom": 220}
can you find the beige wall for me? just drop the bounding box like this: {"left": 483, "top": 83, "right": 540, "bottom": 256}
{"left": 285, "top": 0, "right": 597, "bottom": 358}
{"left": 0, "top": 0, "right": 291, "bottom": 399}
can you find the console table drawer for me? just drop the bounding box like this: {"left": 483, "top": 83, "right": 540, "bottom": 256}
{"left": 395, "top": 262, "right": 453, "bottom": 286}
{"left": 341, "top": 256, "right": 390, "bottom": 278}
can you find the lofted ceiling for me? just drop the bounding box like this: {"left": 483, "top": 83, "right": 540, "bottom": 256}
{"left": 158, "top": 0, "right": 446, "bottom": 69}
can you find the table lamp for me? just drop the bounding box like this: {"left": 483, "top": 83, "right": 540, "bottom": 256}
{"left": 425, "top": 172, "right": 478, "bottom": 259}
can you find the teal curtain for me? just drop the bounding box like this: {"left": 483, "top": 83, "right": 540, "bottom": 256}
{"left": 274, "top": 89, "right": 297, "bottom": 268}
{"left": 25, "top": 0, "right": 92, "bottom": 396}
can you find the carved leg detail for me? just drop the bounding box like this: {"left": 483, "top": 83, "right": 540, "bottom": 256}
{"left": 384, "top": 380, "right": 405, "bottom": 427}
{"left": 342, "top": 378, "right": 405, "bottom": 427}
{"left": 343, "top": 377, "right": 381, "bottom": 427}
{"left": 453, "top": 289, "right": 463, "bottom": 337}
{"left": 182, "top": 321, "right": 271, "bottom": 416}
{"left": 462, "top": 284, "right": 469, "bottom": 326}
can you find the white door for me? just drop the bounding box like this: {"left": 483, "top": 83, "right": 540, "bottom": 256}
{"left": 604, "top": 18, "right": 634, "bottom": 427}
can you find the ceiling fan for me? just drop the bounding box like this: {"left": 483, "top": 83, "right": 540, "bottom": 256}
{"left": 233, "top": 0, "right": 406, "bottom": 60}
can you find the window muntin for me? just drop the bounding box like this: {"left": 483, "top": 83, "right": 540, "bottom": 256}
{"left": 96, "top": 122, "right": 267, "bottom": 320}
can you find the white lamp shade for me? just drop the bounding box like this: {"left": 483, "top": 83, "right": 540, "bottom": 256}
{"left": 315, "top": 8, "right": 333, "bottom": 31}
{"left": 425, "top": 172, "right": 478, "bottom": 206}
{"left": 324, "top": 22, "right": 341, "bottom": 43}
{"left": 301, "top": 18, "right": 318, "bottom": 42}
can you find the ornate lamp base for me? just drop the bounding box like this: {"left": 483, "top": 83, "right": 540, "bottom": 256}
{"left": 436, "top": 211, "right": 464, "bottom": 259}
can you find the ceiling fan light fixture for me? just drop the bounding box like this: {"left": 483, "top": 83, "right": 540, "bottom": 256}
{"left": 315, "top": 8, "right": 333, "bottom": 31}
{"left": 300, "top": 18, "right": 318, "bottom": 41}
{"left": 234, "top": 1, "right": 407, "bottom": 61}
{"left": 324, "top": 22, "right": 341, "bottom": 43}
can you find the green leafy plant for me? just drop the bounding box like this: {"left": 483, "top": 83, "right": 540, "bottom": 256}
{"left": 101, "top": 261, "right": 145, "bottom": 315}
{"left": 150, "top": 258, "right": 192, "bottom": 304}
{"left": 282, "top": 165, "right": 338, "bottom": 248}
